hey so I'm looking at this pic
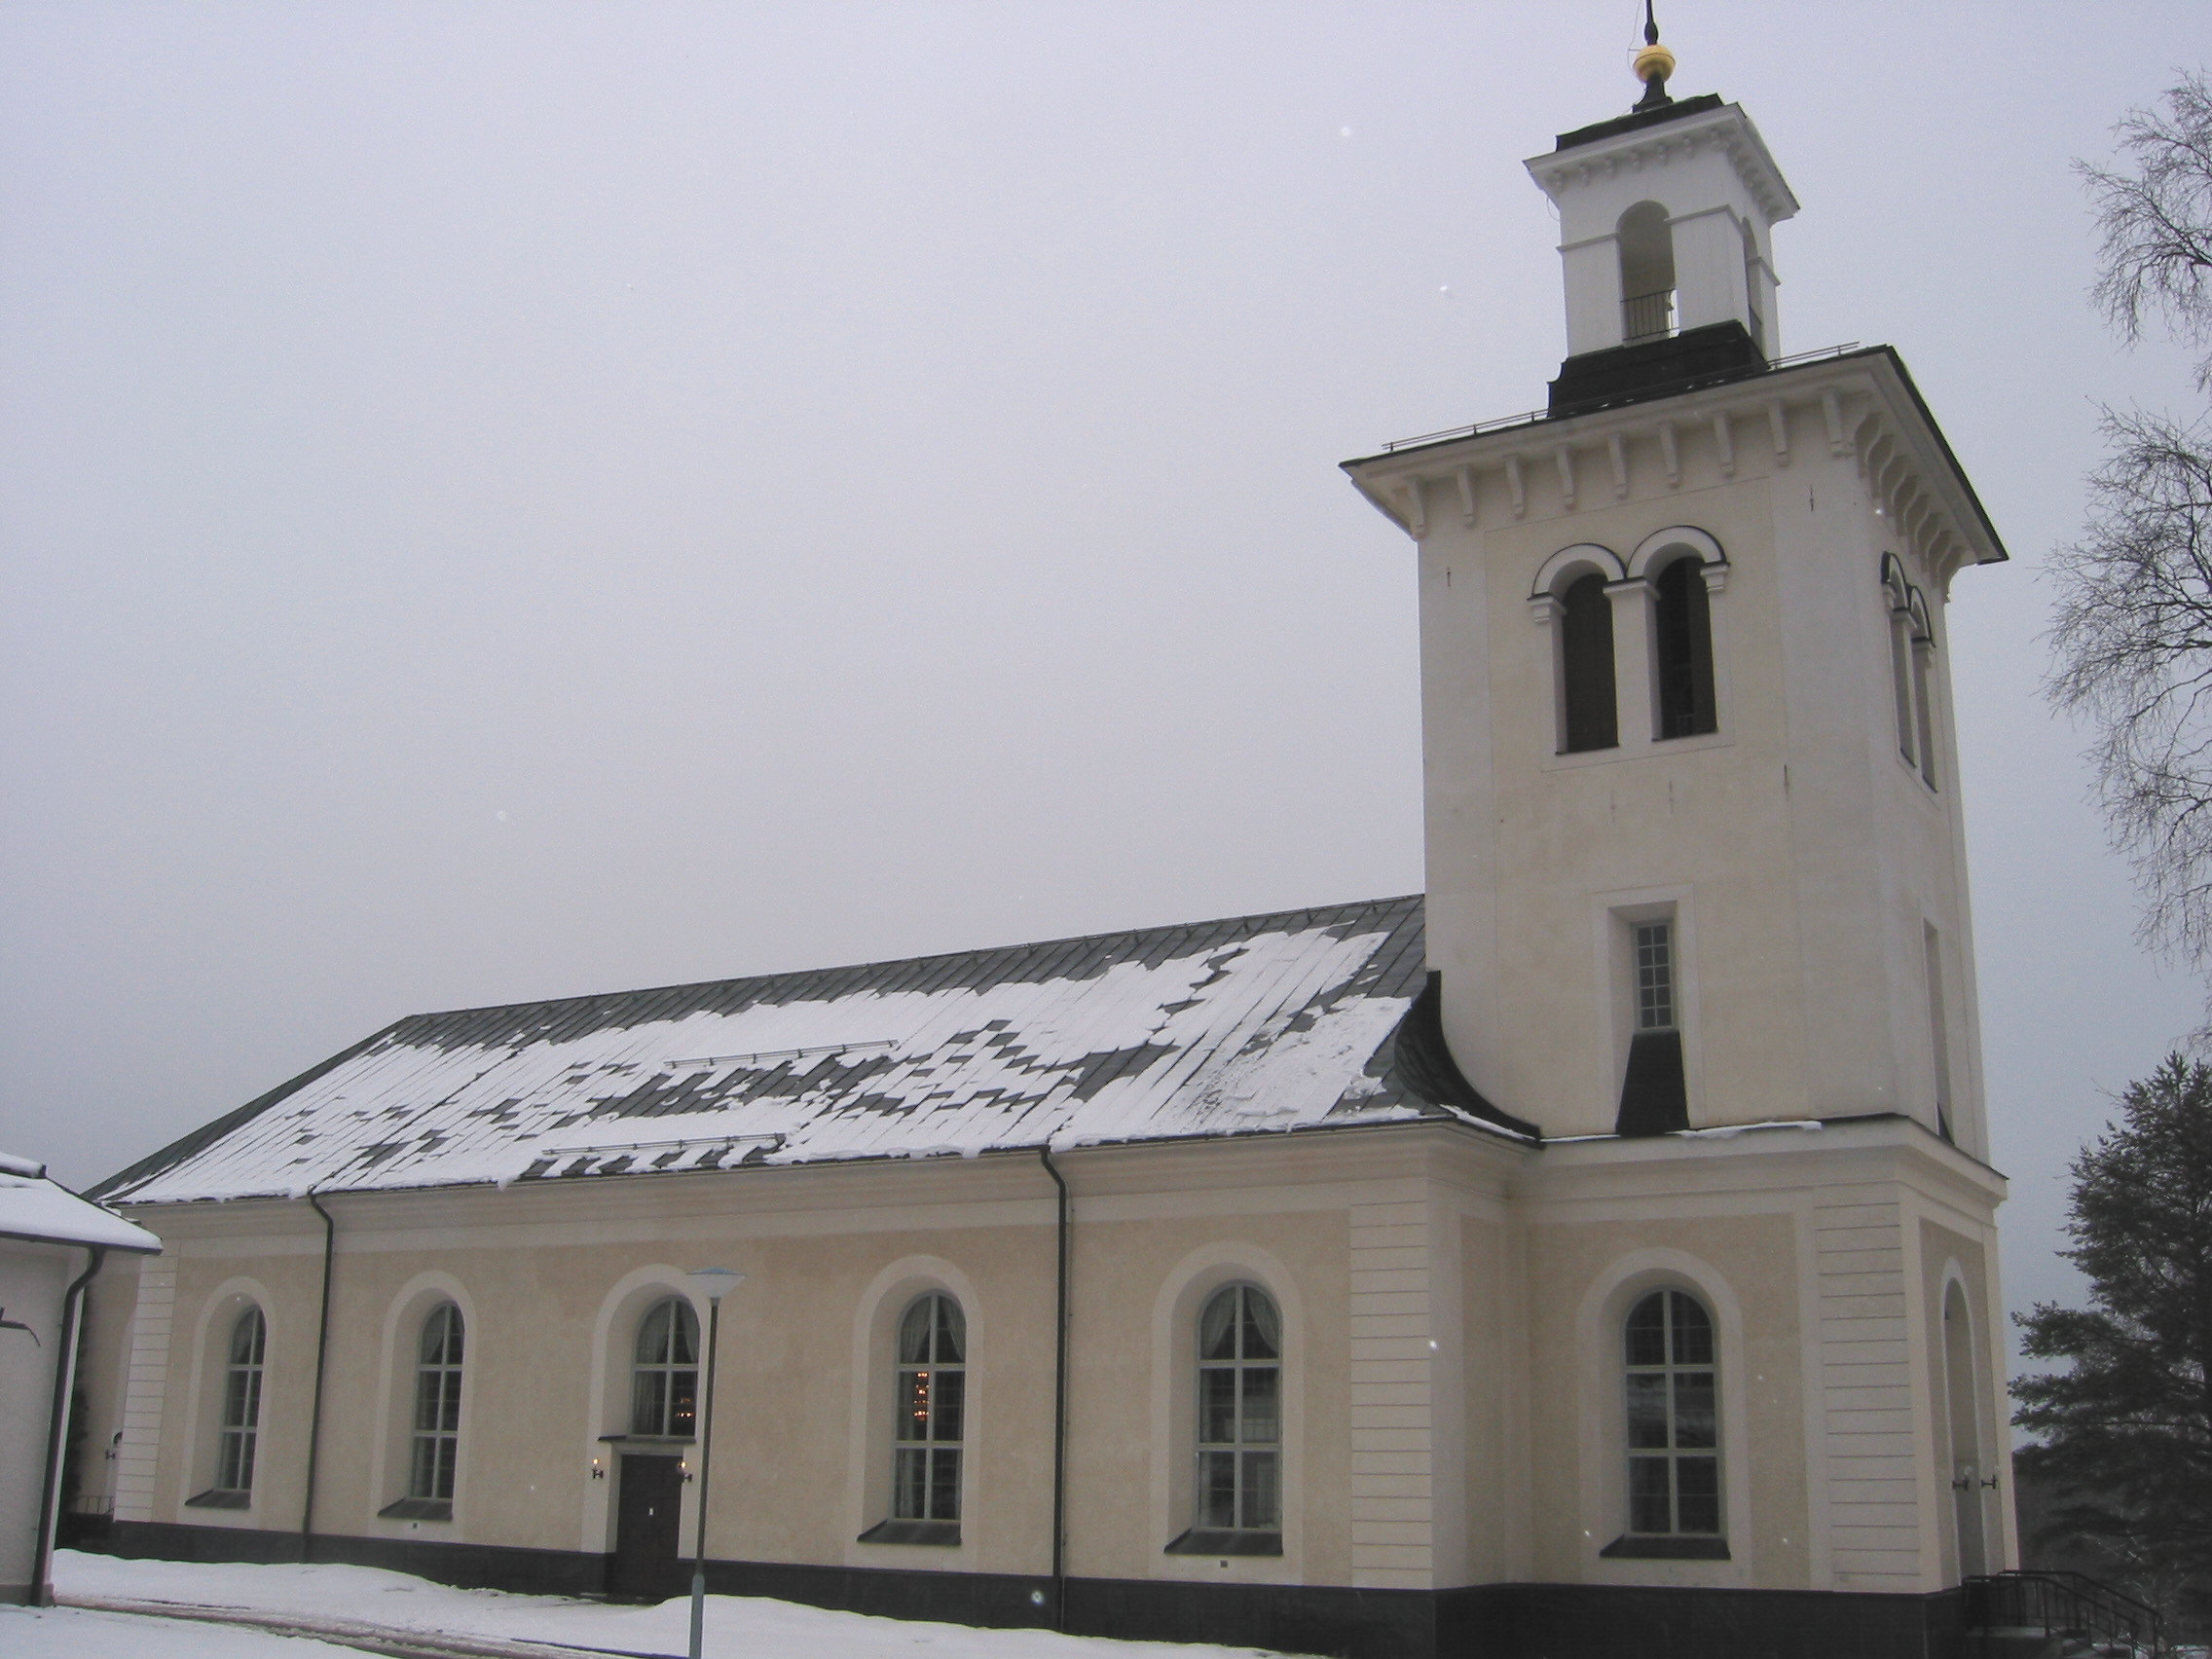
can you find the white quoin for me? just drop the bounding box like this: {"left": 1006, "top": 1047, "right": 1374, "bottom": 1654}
{"left": 1525, "top": 100, "right": 1797, "bottom": 359}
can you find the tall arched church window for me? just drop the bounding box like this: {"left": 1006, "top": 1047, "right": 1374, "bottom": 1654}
{"left": 894, "top": 1293, "right": 965, "bottom": 1524}
{"left": 1197, "top": 1283, "right": 1281, "bottom": 1537}
{"left": 410, "top": 1304, "right": 464, "bottom": 1506}
{"left": 203, "top": 1307, "right": 266, "bottom": 1504}
{"left": 1561, "top": 573, "right": 1619, "bottom": 754}
{"left": 1624, "top": 1290, "right": 1720, "bottom": 1539}
{"left": 631, "top": 1296, "right": 699, "bottom": 1439}
{"left": 1652, "top": 558, "right": 1716, "bottom": 739}
{"left": 1618, "top": 202, "right": 1676, "bottom": 343}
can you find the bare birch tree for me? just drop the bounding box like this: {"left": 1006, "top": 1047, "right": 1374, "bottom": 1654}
{"left": 2047, "top": 73, "right": 2212, "bottom": 983}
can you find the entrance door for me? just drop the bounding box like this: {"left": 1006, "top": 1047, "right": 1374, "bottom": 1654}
{"left": 609, "top": 1454, "right": 685, "bottom": 1600}
{"left": 1943, "top": 1285, "right": 1987, "bottom": 1579}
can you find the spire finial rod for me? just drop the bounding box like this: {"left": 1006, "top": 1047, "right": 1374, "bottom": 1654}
{"left": 1632, "top": 2, "right": 1676, "bottom": 112}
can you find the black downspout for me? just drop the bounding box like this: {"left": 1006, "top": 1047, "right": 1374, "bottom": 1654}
{"left": 300, "top": 1189, "right": 337, "bottom": 1560}
{"left": 32, "top": 1244, "right": 106, "bottom": 1606}
{"left": 1038, "top": 1147, "right": 1070, "bottom": 1633}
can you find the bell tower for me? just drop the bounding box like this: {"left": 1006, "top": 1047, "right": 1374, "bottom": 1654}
{"left": 1341, "top": 19, "right": 2019, "bottom": 1613}
{"left": 1338, "top": 20, "right": 2022, "bottom": 1618}
{"left": 1531, "top": 9, "right": 1795, "bottom": 374}
{"left": 1346, "top": 19, "right": 2007, "bottom": 1157}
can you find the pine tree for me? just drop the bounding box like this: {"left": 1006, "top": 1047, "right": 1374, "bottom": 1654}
{"left": 2012, "top": 1054, "right": 2212, "bottom": 1623}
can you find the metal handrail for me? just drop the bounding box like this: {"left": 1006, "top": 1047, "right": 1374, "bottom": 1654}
{"left": 1966, "top": 1568, "right": 2167, "bottom": 1657}
{"left": 1623, "top": 288, "right": 1676, "bottom": 343}
{"left": 1377, "top": 340, "right": 1867, "bottom": 454}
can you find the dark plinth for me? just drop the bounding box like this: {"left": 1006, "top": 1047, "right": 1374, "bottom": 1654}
{"left": 1548, "top": 320, "right": 1768, "bottom": 419}
{"left": 104, "top": 1520, "right": 1976, "bottom": 1659}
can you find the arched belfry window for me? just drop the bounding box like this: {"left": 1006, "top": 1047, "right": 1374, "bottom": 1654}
{"left": 1197, "top": 1283, "right": 1280, "bottom": 1537}
{"left": 894, "top": 1292, "right": 965, "bottom": 1525}
{"left": 631, "top": 1296, "right": 699, "bottom": 1439}
{"left": 1560, "top": 573, "right": 1619, "bottom": 753}
{"left": 1653, "top": 557, "right": 1716, "bottom": 739}
{"left": 1881, "top": 554, "right": 1940, "bottom": 792}
{"left": 1907, "top": 591, "right": 1939, "bottom": 790}
{"left": 1618, "top": 202, "right": 1676, "bottom": 344}
{"left": 1623, "top": 1290, "right": 1721, "bottom": 1542}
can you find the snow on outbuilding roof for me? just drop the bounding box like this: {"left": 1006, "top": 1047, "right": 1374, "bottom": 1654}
{"left": 0, "top": 1155, "right": 162, "bottom": 1252}
{"left": 98, "top": 897, "right": 1504, "bottom": 1208}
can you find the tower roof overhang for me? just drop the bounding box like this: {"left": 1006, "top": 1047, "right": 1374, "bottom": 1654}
{"left": 1527, "top": 98, "right": 1799, "bottom": 226}
{"left": 1340, "top": 345, "right": 2008, "bottom": 586}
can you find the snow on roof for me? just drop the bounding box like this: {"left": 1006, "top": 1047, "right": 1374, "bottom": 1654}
{"left": 101, "top": 897, "right": 1456, "bottom": 1207}
{"left": 0, "top": 1160, "right": 162, "bottom": 1252}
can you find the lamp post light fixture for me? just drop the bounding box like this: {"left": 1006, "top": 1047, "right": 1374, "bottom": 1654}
{"left": 682, "top": 1268, "right": 745, "bottom": 1659}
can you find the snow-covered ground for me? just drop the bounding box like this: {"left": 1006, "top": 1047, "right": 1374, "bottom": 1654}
{"left": 25, "top": 1550, "right": 1284, "bottom": 1659}
{"left": 3, "top": 1602, "right": 375, "bottom": 1659}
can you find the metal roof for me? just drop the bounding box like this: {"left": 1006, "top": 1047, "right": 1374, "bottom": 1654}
{"left": 99, "top": 896, "right": 1471, "bottom": 1206}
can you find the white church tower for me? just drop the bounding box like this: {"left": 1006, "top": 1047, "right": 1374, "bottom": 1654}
{"left": 1346, "top": 13, "right": 2017, "bottom": 1618}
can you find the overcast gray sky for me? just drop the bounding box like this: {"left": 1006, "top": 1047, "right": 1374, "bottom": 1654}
{"left": 4, "top": 2, "right": 2205, "bottom": 1364}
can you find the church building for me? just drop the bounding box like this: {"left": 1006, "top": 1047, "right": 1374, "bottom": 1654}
{"left": 76, "top": 28, "right": 2016, "bottom": 1659}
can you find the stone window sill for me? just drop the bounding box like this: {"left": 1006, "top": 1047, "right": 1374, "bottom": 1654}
{"left": 856, "top": 1519, "right": 960, "bottom": 1547}
{"left": 1164, "top": 1529, "right": 1282, "bottom": 1558}
{"left": 184, "top": 1490, "right": 250, "bottom": 1510}
{"left": 1601, "top": 1533, "right": 1729, "bottom": 1560}
{"left": 379, "top": 1497, "right": 454, "bottom": 1522}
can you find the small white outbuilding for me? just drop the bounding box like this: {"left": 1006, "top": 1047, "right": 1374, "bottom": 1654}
{"left": 0, "top": 1150, "right": 159, "bottom": 1604}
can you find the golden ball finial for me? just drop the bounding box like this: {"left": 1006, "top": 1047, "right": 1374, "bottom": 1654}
{"left": 1633, "top": 40, "right": 1676, "bottom": 88}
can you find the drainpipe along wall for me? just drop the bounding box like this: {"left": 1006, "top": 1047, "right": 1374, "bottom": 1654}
{"left": 1039, "top": 1147, "right": 1070, "bottom": 1631}
{"left": 31, "top": 1243, "right": 106, "bottom": 1606}
{"left": 300, "top": 1190, "right": 337, "bottom": 1556}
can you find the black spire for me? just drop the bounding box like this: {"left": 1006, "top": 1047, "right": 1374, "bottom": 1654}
{"left": 1634, "top": 2, "right": 1675, "bottom": 112}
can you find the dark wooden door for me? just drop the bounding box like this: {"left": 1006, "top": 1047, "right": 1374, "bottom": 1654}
{"left": 609, "top": 1454, "right": 684, "bottom": 1600}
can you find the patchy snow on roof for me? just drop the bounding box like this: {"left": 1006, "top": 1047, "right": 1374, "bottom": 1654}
{"left": 0, "top": 1162, "right": 162, "bottom": 1252}
{"left": 106, "top": 897, "right": 1442, "bottom": 1206}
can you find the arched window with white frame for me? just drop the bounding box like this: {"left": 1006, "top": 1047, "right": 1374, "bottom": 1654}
{"left": 894, "top": 1292, "right": 965, "bottom": 1525}
{"left": 217, "top": 1306, "right": 267, "bottom": 1495}
{"left": 1196, "top": 1283, "right": 1281, "bottom": 1537}
{"left": 188, "top": 1305, "right": 267, "bottom": 1509}
{"left": 630, "top": 1296, "right": 699, "bottom": 1439}
{"left": 1623, "top": 1289, "right": 1721, "bottom": 1540}
{"left": 410, "top": 1303, "right": 464, "bottom": 1507}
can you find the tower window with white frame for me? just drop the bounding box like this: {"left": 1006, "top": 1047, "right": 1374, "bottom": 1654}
{"left": 1635, "top": 921, "right": 1676, "bottom": 1030}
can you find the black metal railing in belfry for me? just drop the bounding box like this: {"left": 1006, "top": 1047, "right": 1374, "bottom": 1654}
{"left": 1622, "top": 287, "right": 1676, "bottom": 343}
{"left": 1965, "top": 1569, "right": 2166, "bottom": 1656}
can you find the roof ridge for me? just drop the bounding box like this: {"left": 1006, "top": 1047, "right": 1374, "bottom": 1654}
{"left": 391, "top": 894, "right": 1426, "bottom": 1027}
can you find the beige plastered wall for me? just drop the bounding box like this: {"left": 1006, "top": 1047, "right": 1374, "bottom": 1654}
{"left": 99, "top": 1116, "right": 2007, "bottom": 1599}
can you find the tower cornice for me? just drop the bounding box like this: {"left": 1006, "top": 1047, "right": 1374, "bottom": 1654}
{"left": 1340, "top": 346, "right": 2007, "bottom": 588}
{"left": 1527, "top": 100, "right": 1799, "bottom": 226}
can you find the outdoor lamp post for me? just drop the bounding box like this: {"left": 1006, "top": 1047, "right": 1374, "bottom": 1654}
{"left": 682, "top": 1267, "right": 745, "bottom": 1659}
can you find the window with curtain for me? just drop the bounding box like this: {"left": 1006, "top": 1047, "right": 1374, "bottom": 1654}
{"left": 630, "top": 1296, "right": 699, "bottom": 1438}
{"left": 1624, "top": 1289, "right": 1720, "bottom": 1537}
{"left": 1197, "top": 1283, "right": 1280, "bottom": 1535}
{"left": 894, "top": 1293, "right": 964, "bottom": 1523}
{"left": 410, "top": 1304, "right": 464, "bottom": 1504}
{"left": 215, "top": 1307, "right": 265, "bottom": 1495}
